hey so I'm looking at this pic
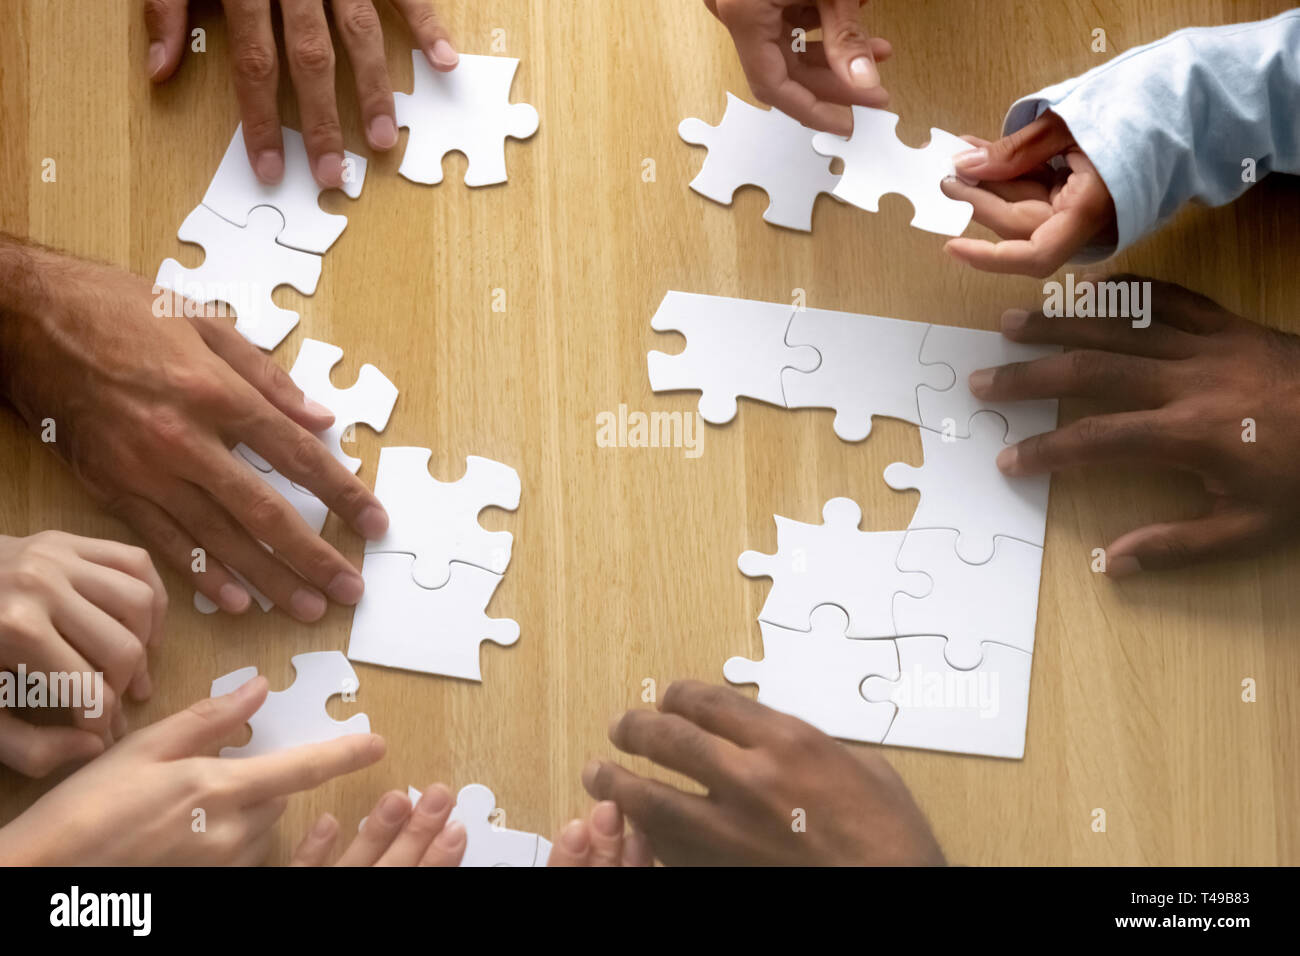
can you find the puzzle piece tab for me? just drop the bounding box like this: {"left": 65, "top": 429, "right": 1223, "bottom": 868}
{"left": 209, "top": 651, "right": 369, "bottom": 758}
{"left": 812, "top": 107, "right": 973, "bottom": 235}
{"left": 395, "top": 52, "right": 539, "bottom": 187}
{"left": 448, "top": 784, "right": 552, "bottom": 867}
{"left": 678, "top": 92, "right": 840, "bottom": 232}
{"left": 288, "top": 338, "right": 398, "bottom": 473}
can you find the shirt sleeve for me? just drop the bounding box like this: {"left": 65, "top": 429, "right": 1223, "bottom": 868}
{"left": 1001, "top": 10, "right": 1300, "bottom": 261}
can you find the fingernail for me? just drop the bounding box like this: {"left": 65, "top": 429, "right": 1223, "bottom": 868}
{"left": 417, "top": 784, "right": 452, "bottom": 815}
{"left": 592, "top": 801, "right": 621, "bottom": 837}
{"left": 1108, "top": 554, "right": 1143, "bottom": 578}
{"left": 368, "top": 115, "right": 398, "bottom": 150}
{"left": 996, "top": 445, "right": 1020, "bottom": 474}
{"left": 429, "top": 39, "right": 459, "bottom": 70}
{"left": 314, "top": 152, "right": 344, "bottom": 188}
{"left": 148, "top": 42, "right": 166, "bottom": 78}
{"left": 848, "top": 55, "right": 879, "bottom": 88}
{"left": 356, "top": 505, "right": 389, "bottom": 541}
{"left": 1001, "top": 308, "right": 1030, "bottom": 331}
{"left": 954, "top": 147, "right": 987, "bottom": 168}
{"left": 560, "top": 819, "right": 588, "bottom": 853}
{"left": 312, "top": 813, "right": 337, "bottom": 838}
{"left": 305, "top": 398, "right": 334, "bottom": 419}
{"left": 378, "top": 791, "right": 409, "bottom": 825}
{"left": 581, "top": 758, "right": 603, "bottom": 792}
{"left": 326, "top": 570, "right": 365, "bottom": 605}
{"left": 434, "top": 820, "right": 466, "bottom": 848}
{"left": 254, "top": 150, "right": 285, "bottom": 185}
{"left": 290, "top": 587, "right": 328, "bottom": 621}
{"left": 219, "top": 582, "right": 251, "bottom": 613}
{"left": 968, "top": 368, "right": 995, "bottom": 394}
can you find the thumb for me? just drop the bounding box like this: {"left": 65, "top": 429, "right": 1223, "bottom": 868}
{"left": 817, "top": 0, "right": 880, "bottom": 91}
{"left": 1105, "top": 509, "right": 1277, "bottom": 576}
{"left": 144, "top": 0, "right": 190, "bottom": 82}
{"left": 954, "top": 111, "right": 1075, "bottom": 182}
{"left": 141, "top": 675, "right": 269, "bottom": 759}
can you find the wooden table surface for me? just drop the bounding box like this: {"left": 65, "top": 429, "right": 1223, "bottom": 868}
{"left": 1, "top": 0, "right": 1296, "bottom": 865}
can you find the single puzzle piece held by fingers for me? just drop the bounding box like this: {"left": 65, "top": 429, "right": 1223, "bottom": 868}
{"left": 156, "top": 204, "right": 321, "bottom": 351}
{"left": 861, "top": 636, "right": 1032, "bottom": 759}
{"left": 365, "top": 447, "right": 520, "bottom": 589}
{"left": 781, "top": 307, "right": 954, "bottom": 441}
{"left": 892, "top": 529, "right": 1044, "bottom": 670}
{"left": 288, "top": 338, "right": 399, "bottom": 473}
{"left": 395, "top": 52, "right": 539, "bottom": 187}
{"left": 724, "top": 605, "right": 898, "bottom": 744}
{"left": 347, "top": 552, "right": 519, "bottom": 682}
{"left": 447, "top": 784, "right": 552, "bottom": 867}
{"left": 812, "top": 107, "right": 973, "bottom": 235}
{"left": 883, "top": 410, "right": 1051, "bottom": 563}
{"left": 203, "top": 124, "right": 367, "bottom": 254}
{"left": 208, "top": 651, "right": 370, "bottom": 758}
{"left": 739, "top": 497, "right": 930, "bottom": 637}
{"left": 678, "top": 92, "right": 841, "bottom": 232}
{"left": 647, "top": 291, "right": 820, "bottom": 424}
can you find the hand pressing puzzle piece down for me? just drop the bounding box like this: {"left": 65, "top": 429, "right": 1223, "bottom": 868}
{"left": 203, "top": 124, "right": 368, "bottom": 254}
{"left": 724, "top": 605, "right": 898, "bottom": 744}
{"left": 447, "top": 784, "right": 552, "bottom": 867}
{"left": 208, "top": 651, "right": 370, "bottom": 758}
{"left": 394, "top": 52, "right": 539, "bottom": 187}
{"left": 155, "top": 205, "right": 321, "bottom": 351}
{"left": 812, "top": 107, "right": 973, "bottom": 235}
{"left": 883, "top": 410, "right": 1051, "bottom": 564}
{"left": 861, "top": 636, "right": 1033, "bottom": 759}
{"left": 739, "top": 497, "right": 929, "bottom": 637}
{"left": 288, "top": 338, "right": 399, "bottom": 474}
{"left": 347, "top": 552, "right": 519, "bottom": 682}
{"left": 678, "top": 92, "right": 841, "bottom": 232}
{"left": 892, "top": 529, "right": 1044, "bottom": 670}
{"left": 364, "top": 447, "right": 520, "bottom": 590}
{"left": 781, "top": 307, "right": 954, "bottom": 441}
{"left": 647, "top": 291, "right": 820, "bottom": 424}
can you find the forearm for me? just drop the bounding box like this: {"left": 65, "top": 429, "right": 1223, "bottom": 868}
{"left": 0, "top": 233, "right": 67, "bottom": 409}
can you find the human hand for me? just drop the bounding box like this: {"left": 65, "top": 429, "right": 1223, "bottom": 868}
{"left": 547, "top": 800, "right": 655, "bottom": 867}
{"left": 582, "top": 681, "right": 945, "bottom": 866}
{"left": 940, "top": 112, "right": 1116, "bottom": 277}
{"left": 145, "top": 0, "right": 459, "bottom": 186}
{"left": 290, "top": 783, "right": 467, "bottom": 866}
{"left": 0, "top": 677, "right": 386, "bottom": 865}
{"left": 0, "top": 241, "right": 388, "bottom": 620}
{"left": 704, "top": 0, "right": 892, "bottom": 134}
{"left": 972, "top": 276, "right": 1300, "bottom": 574}
{"left": 0, "top": 532, "right": 166, "bottom": 775}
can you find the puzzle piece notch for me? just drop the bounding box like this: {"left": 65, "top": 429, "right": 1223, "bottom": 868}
{"left": 448, "top": 784, "right": 551, "bottom": 867}
{"left": 202, "top": 124, "right": 367, "bottom": 254}
{"left": 883, "top": 409, "right": 1050, "bottom": 563}
{"left": 289, "top": 338, "right": 399, "bottom": 473}
{"left": 861, "top": 636, "right": 1032, "bottom": 759}
{"left": 156, "top": 204, "right": 321, "bottom": 351}
{"left": 647, "top": 291, "right": 820, "bottom": 424}
{"left": 678, "top": 93, "right": 841, "bottom": 232}
{"left": 209, "top": 651, "right": 369, "bottom": 758}
{"left": 724, "top": 605, "right": 898, "bottom": 743}
{"left": 811, "top": 107, "right": 973, "bottom": 236}
{"left": 781, "top": 307, "right": 954, "bottom": 441}
{"left": 365, "top": 447, "right": 520, "bottom": 589}
{"left": 892, "top": 529, "right": 1044, "bottom": 669}
{"left": 347, "top": 552, "right": 519, "bottom": 682}
{"left": 394, "top": 52, "right": 539, "bottom": 187}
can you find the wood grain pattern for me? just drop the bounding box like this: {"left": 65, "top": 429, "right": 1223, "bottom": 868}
{"left": 0, "top": 0, "right": 1296, "bottom": 865}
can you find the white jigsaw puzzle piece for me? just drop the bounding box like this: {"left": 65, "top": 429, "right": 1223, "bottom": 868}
{"left": 156, "top": 204, "right": 321, "bottom": 351}
{"left": 781, "top": 307, "right": 954, "bottom": 441}
{"left": 289, "top": 338, "right": 398, "bottom": 473}
{"left": 739, "top": 497, "right": 929, "bottom": 636}
{"left": 647, "top": 291, "right": 820, "bottom": 423}
{"left": 892, "top": 529, "right": 1044, "bottom": 669}
{"left": 918, "top": 324, "right": 1062, "bottom": 444}
{"left": 447, "top": 784, "right": 550, "bottom": 867}
{"left": 678, "top": 92, "right": 841, "bottom": 232}
{"left": 394, "top": 52, "right": 539, "bottom": 187}
{"left": 347, "top": 552, "right": 519, "bottom": 682}
{"left": 202, "top": 124, "right": 367, "bottom": 254}
{"left": 365, "top": 447, "right": 520, "bottom": 589}
{"left": 883, "top": 410, "right": 1051, "bottom": 563}
{"left": 208, "top": 651, "right": 369, "bottom": 758}
{"left": 724, "top": 605, "right": 898, "bottom": 743}
{"left": 861, "top": 636, "right": 1032, "bottom": 759}
{"left": 812, "top": 107, "right": 973, "bottom": 235}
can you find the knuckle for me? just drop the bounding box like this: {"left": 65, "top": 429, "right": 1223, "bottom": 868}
{"left": 289, "top": 433, "right": 324, "bottom": 475}
{"left": 291, "top": 35, "right": 336, "bottom": 76}
{"left": 305, "top": 116, "right": 343, "bottom": 146}
{"left": 261, "top": 355, "right": 296, "bottom": 397}
{"left": 234, "top": 43, "right": 277, "bottom": 84}
{"left": 145, "top": 408, "right": 194, "bottom": 453}
{"left": 245, "top": 491, "right": 290, "bottom": 539}
{"left": 339, "top": 3, "right": 382, "bottom": 42}
{"left": 407, "top": 5, "right": 442, "bottom": 34}
{"left": 1066, "top": 349, "right": 1105, "bottom": 384}
{"left": 0, "top": 598, "right": 43, "bottom": 644}
{"left": 332, "top": 480, "right": 366, "bottom": 518}
{"left": 830, "top": 23, "right": 869, "bottom": 48}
